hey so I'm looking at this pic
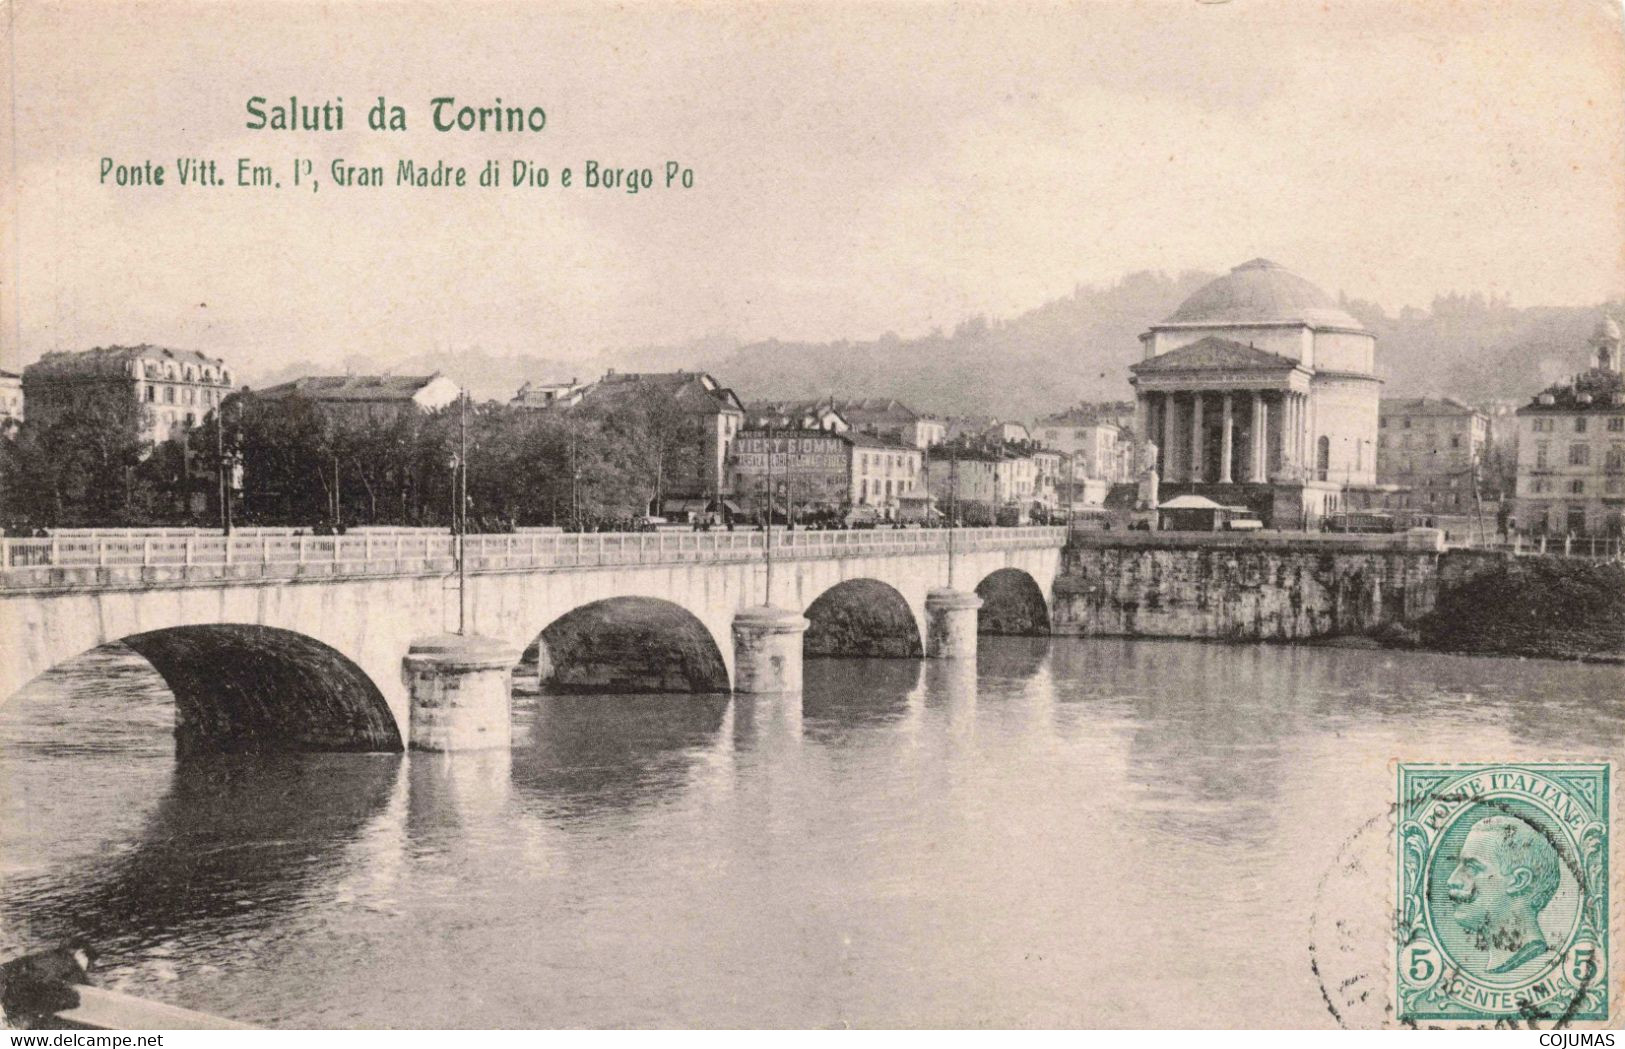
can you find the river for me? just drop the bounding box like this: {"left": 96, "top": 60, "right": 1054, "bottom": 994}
{"left": 1, "top": 639, "right": 1619, "bottom": 1028}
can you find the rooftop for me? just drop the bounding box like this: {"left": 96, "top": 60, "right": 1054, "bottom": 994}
{"left": 1157, "top": 259, "right": 1366, "bottom": 331}
{"left": 1379, "top": 397, "right": 1482, "bottom": 416}
{"left": 257, "top": 374, "right": 450, "bottom": 402}
{"left": 1130, "top": 335, "right": 1302, "bottom": 375}
{"left": 24, "top": 344, "right": 229, "bottom": 378}
{"left": 579, "top": 370, "right": 743, "bottom": 415}
{"left": 1517, "top": 368, "right": 1625, "bottom": 413}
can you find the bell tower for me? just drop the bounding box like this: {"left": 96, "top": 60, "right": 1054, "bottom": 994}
{"left": 1593, "top": 313, "right": 1622, "bottom": 373}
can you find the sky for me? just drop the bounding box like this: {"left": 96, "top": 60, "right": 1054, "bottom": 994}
{"left": 3, "top": 0, "right": 1624, "bottom": 380}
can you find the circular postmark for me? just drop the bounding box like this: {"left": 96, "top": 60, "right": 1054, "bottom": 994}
{"left": 1311, "top": 763, "right": 1610, "bottom": 1029}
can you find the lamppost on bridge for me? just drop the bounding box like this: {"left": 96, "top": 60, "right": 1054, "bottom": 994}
{"left": 924, "top": 441, "right": 981, "bottom": 661}
{"left": 402, "top": 388, "right": 520, "bottom": 753}
{"left": 730, "top": 421, "right": 808, "bottom": 695}
{"left": 215, "top": 396, "right": 240, "bottom": 537}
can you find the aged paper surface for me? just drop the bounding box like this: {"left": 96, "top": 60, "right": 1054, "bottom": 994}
{"left": 1, "top": 0, "right": 1622, "bottom": 1031}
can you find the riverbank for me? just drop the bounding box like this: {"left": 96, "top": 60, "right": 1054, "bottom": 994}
{"left": 1408, "top": 557, "right": 1625, "bottom": 663}
{"left": 1052, "top": 533, "right": 1625, "bottom": 663}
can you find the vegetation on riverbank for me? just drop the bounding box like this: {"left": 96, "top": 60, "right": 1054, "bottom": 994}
{"left": 1412, "top": 558, "right": 1625, "bottom": 662}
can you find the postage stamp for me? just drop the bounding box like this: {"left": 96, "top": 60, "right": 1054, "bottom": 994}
{"left": 1397, "top": 763, "right": 1610, "bottom": 1024}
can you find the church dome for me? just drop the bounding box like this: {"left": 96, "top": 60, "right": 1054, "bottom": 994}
{"left": 1594, "top": 313, "right": 1621, "bottom": 342}
{"left": 1161, "top": 258, "right": 1365, "bottom": 330}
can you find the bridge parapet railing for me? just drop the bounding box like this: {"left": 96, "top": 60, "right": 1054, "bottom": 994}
{"left": 0, "top": 526, "right": 1065, "bottom": 588}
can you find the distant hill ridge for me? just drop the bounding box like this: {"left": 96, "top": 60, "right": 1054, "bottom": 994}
{"left": 245, "top": 271, "right": 1622, "bottom": 420}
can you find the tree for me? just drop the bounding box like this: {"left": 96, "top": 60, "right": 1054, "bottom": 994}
{"left": 1, "top": 385, "right": 152, "bottom": 528}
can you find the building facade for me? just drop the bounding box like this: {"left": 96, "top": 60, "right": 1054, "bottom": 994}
{"left": 1128, "top": 258, "right": 1381, "bottom": 527}
{"left": 1512, "top": 315, "right": 1625, "bottom": 537}
{"left": 512, "top": 377, "right": 587, "bottom": 410}
{"left": 926, "top": 448, "right": 1038, "bottom": 518}
{"left": 729, "top": 427, "right": 924, "bottom": 520}
{"left": 848, "top": 433, "right": 925, "bottom": 513}
{"left": 22, "top": 345, "right": 235, "bottom": 443}
{"left": 1376, "top": 397, "right": 1489, "bottom": 511}
{"left": 730, "top": 427, "right": 852, "bottom": 520}
{"left": 1032, "top": 409, "right": 1132, "bottom": 482}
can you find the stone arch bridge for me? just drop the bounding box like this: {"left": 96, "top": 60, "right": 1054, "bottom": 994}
{"left": 1, "top": 528, "right": 1063, "bottom": 753}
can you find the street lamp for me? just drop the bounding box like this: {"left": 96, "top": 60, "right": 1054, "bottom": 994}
{"left": 215, "top": 398, "right": 240, "bottom": 536}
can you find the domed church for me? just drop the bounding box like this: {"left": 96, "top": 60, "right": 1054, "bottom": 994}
{"left": 1128, "top": 258, "right": 1381, "bottom": 527}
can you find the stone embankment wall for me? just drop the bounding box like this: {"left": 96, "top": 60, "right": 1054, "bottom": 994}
{"left": 1052, "top": 532, "right": 1449, "bottom": 641}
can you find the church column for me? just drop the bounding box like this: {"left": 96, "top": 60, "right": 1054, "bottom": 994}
{"left": 1134, "top": 393, "right": 1147, "bottom": 461}
{"left": 1293, "top": 392, "right": 1306, "bottom": 477}
{"left": 1161, "top": 391, "right": 1178, "bottom": 482}
{"left": 1298, "top": 393, "right": 1310, "bottom": 479}
{"left": 1189, "top": 393, "right": 1205, "bottom": 483}
{"left": 1251, "top": 392, "right": 1266, "bottom": 483}
{"left": 1220, "top": 393, "right": 1234, "bottom": 484}
{"left": 1282, "top": 394, "right": 1296, "bottom": 479}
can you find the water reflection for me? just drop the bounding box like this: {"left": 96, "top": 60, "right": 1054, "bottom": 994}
{"left": 511, "top": 693, "right": 728, "bottom": 821}
{"left": 975, "top": 635, "right": 1050, "bottom": 684}
{"left": 0, "top": 754, "right": 401, "bottom": 958}
{"left": 801, "top": 659, "right": 920, "bottom": 740}
{"left": 1, "top": 637, "right": 1619, "bottom": 1027}
{"left": 404, "top": 750, "right": 514, "bottom": 839}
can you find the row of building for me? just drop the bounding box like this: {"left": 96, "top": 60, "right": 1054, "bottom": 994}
{"left": 2, "top": 348, "right": 1140, "bottom": 525}
{"left": 5, "top": 258, "right": 1621, "bottom": 535}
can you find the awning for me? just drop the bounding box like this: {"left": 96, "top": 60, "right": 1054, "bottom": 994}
{"left": 1158, "top": 494, "right": 1226, "bottom": 510}
{"left": 661, "top": 498, "right": 709, "bottom": 514}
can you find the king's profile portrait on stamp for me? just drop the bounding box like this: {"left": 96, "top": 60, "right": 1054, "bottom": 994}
{"left": 1398, "top": 763, "right": 1610, "bottom": 1024}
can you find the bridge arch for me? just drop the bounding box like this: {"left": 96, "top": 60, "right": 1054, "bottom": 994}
{"left": 975, "top": 567, "right": 1051, "bottom": 636}
{"left": 6, "top": 625, "right": 402, "bottom": 753}
{"left": 803, "top": 579, "right": 923, "bottom": 658}
{"left": 531, "top": 596, "right": 730, "bottom": 693}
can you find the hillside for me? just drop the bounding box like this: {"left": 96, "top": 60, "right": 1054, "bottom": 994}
{"left": 241, "top": 273, "right": 1620, "bottom": 420}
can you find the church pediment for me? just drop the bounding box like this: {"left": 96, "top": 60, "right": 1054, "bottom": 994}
{"left": 1130, "top": 336, "right": 1302, "bottom": 374}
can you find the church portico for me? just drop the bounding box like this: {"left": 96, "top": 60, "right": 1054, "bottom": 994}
{"left": 1133, "top": 354, "right": 1313, "bottom": 487}
{"left": 1126, "top": 260, "right": 1381, "bottom": 528}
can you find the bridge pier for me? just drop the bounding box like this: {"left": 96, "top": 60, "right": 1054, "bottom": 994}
{"left": 731, "top": 606, "right": 808, "bottom": 693}
{"left": 402, "top": 634, "right": 520, "bottom": 751}
{"left": 925, "top": 588, "right": 983, "bottom": 659}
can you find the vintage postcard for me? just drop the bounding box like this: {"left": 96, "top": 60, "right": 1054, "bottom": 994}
{"left": 0, "top": 0, "right": 1622, "bottom": 1033}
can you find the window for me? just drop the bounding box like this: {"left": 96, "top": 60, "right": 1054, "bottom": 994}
{"left": 1569, "top": 479, "right": 1585, "bottom": 495}
{"left": 144, "top": 385, "right": 155, "bottom": 402}
{"left": 164, "top": 386, "right": 175, "bottom": 404}
{"left": 1610, "top": 417, "right": 1623, "bottom": 432}
{"left": 1576, "top": 417, "right": 1588, "bottom": 433}
{"left": 1533, "top": 478, "right": 1551, "bottom": 494}
{"left": 1379, "top": 417, "right": 1388, "bottom": 429}
{"left": 1608, "top": 478, "right": 1623, "bottom": 494}
{"left": 1610, "top": 446, "right": 1625, "bottom": 471}
{"left": 1450, "top": 435, "right": 1461, "bottom": 449}
{"left": 1536, "top": 442, "right": 1549, "bottom": 468}
{"left": 1402, "top": 418, "right": 1411, "bottom": 429}
{"left": 1569, "top": 445, "right": 1590, "bottom": 467}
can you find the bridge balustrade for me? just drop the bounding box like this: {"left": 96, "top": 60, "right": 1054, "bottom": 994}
{"left": 0, "top": 527, "right": 1066, "bottom": 589}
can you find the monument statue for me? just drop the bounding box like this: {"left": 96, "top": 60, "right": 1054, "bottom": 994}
{"left": 1137, "top": 440, "right": 1160, "bottom": 509}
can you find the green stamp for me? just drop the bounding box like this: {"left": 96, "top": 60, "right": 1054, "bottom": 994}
{"left": 1397, "top": 763, "right": 1610, "bottom": 1023}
